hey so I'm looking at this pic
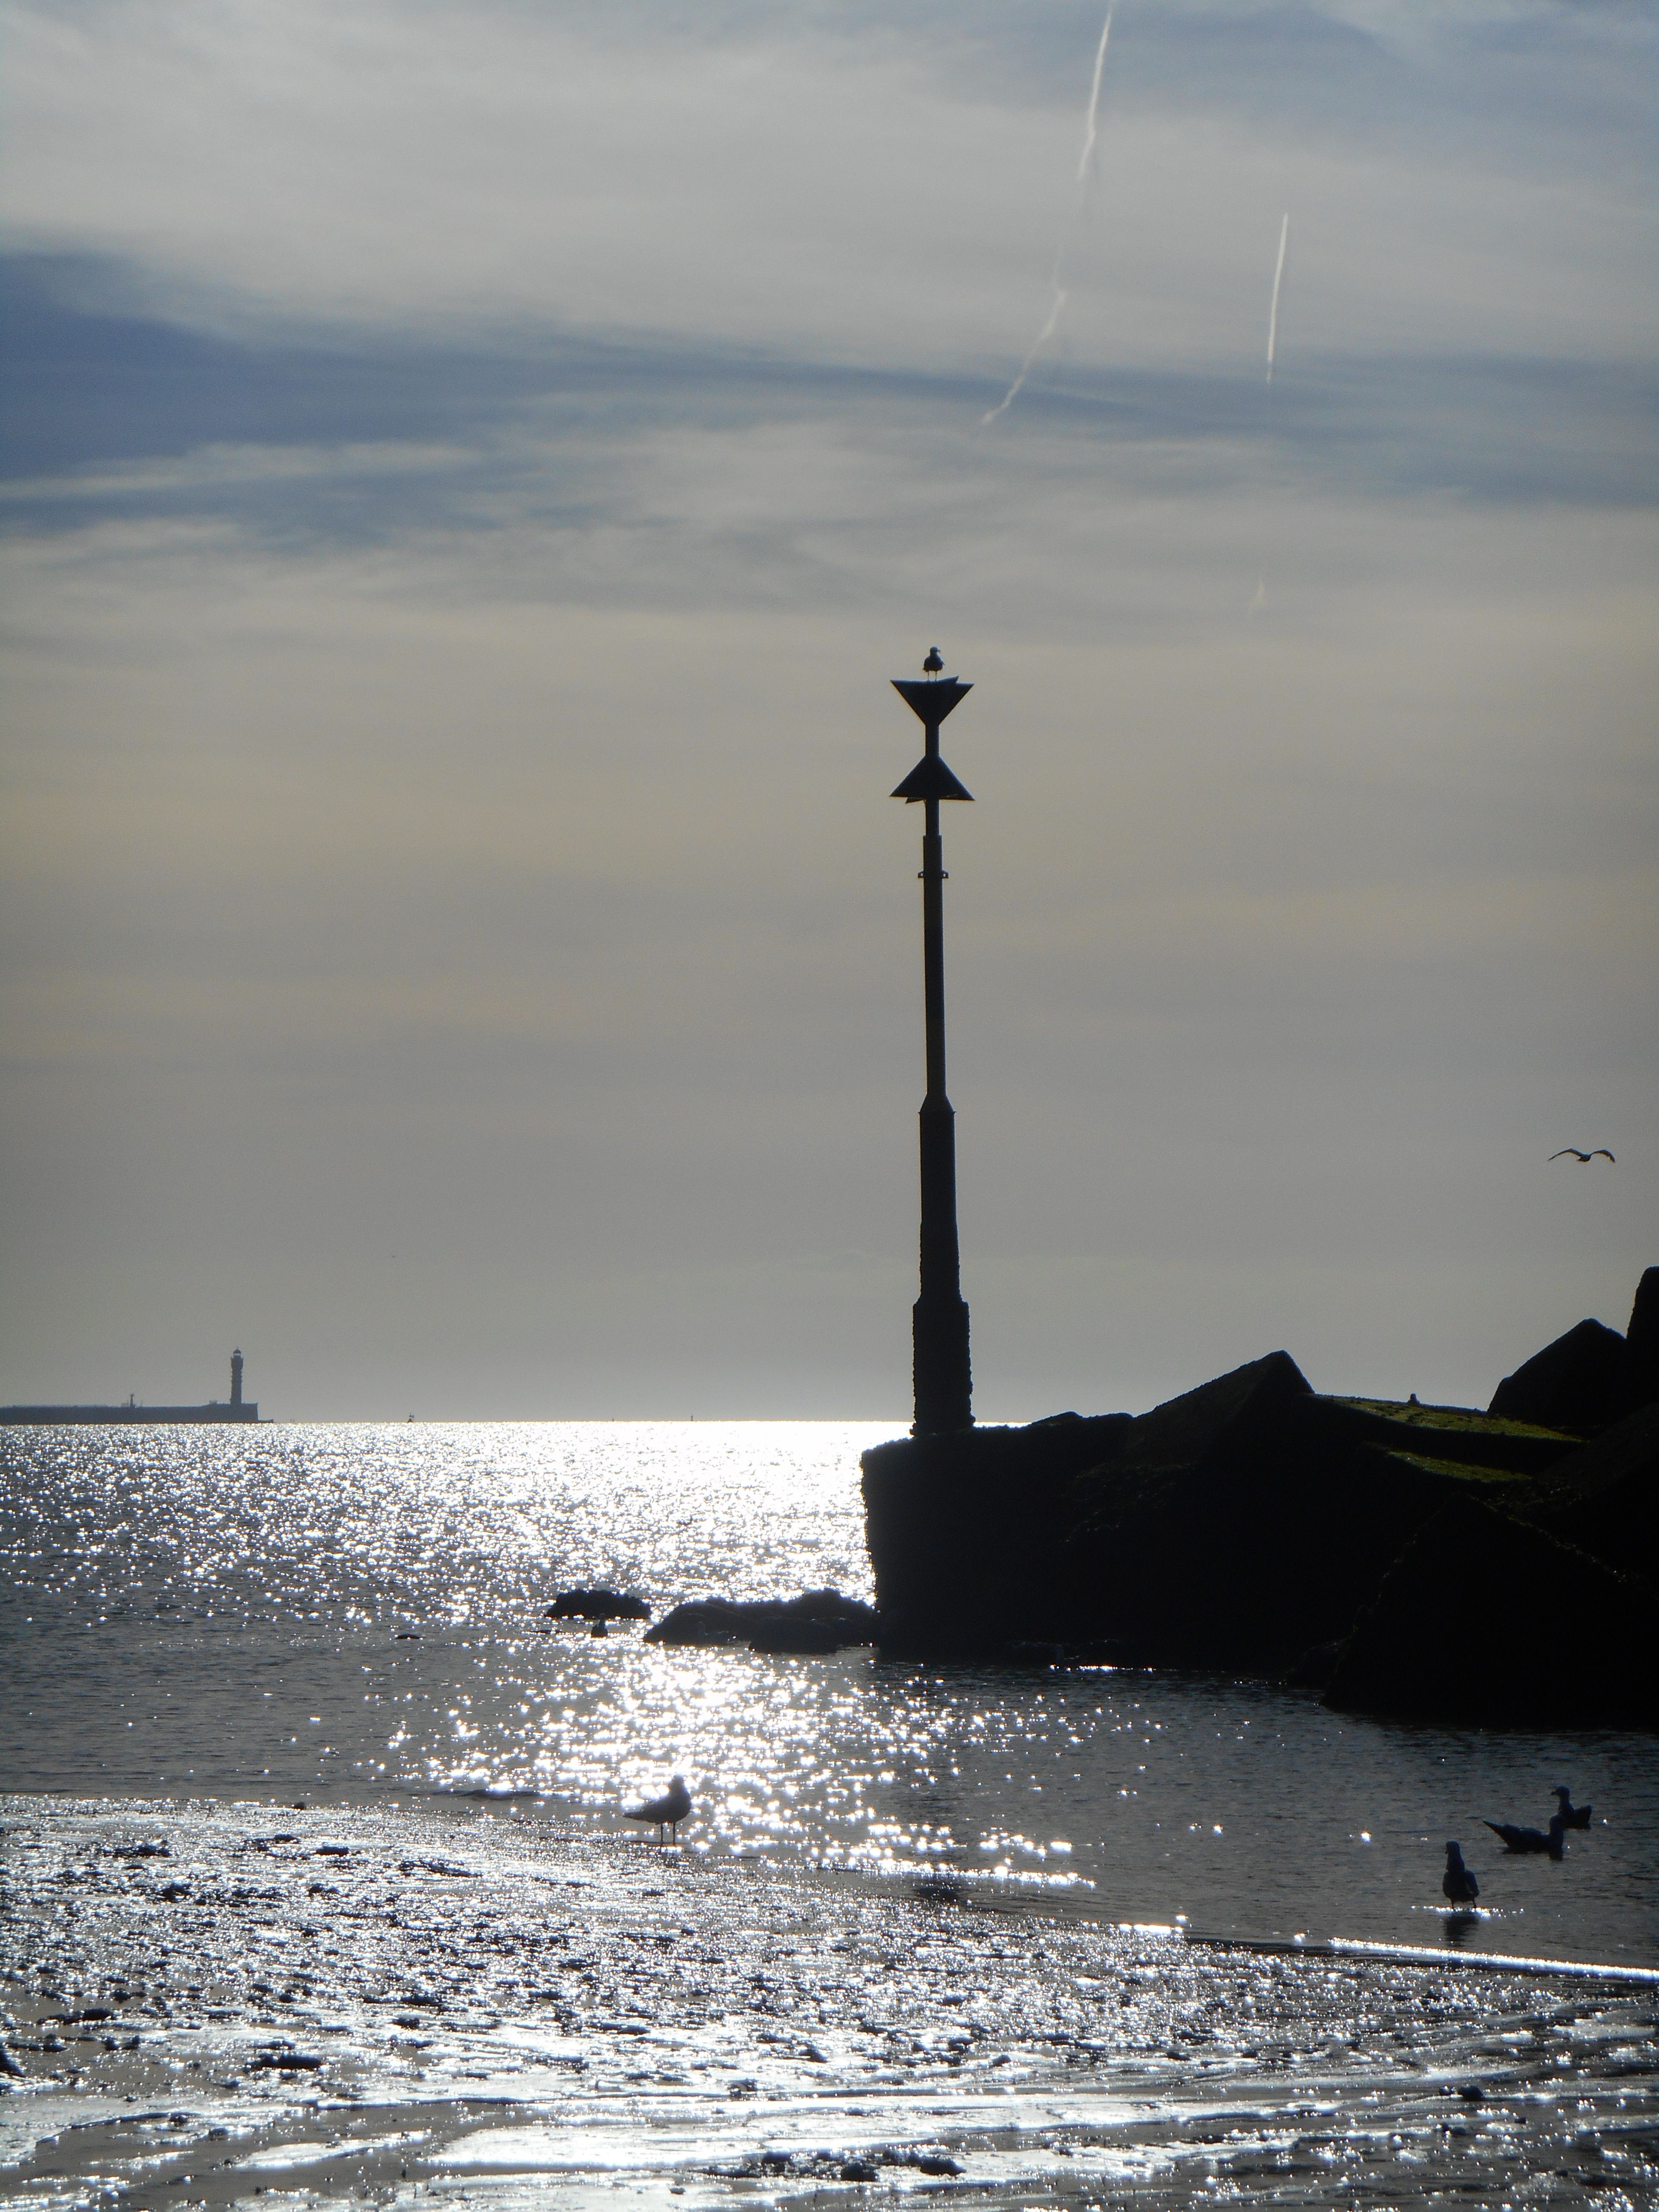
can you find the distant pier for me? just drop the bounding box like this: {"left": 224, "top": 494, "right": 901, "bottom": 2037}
{"left": 0, "top": 1349, "right": 262, "bottom": 1425}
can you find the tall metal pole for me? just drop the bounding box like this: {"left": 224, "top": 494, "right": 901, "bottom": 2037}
{"left": 891, "top": 658, "right": 974, "bottom": 1435}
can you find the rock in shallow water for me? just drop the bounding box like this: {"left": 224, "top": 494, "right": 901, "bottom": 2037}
{"left": 544, "top": 1586, "right": 651, "bottom": 1622}
{"left": 644, "top": 1588, "right": 880, "bottom": 1652}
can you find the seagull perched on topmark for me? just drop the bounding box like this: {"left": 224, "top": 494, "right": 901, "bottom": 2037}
{"left": 623, "top": 1774, "right": 692, "bottom": 1844}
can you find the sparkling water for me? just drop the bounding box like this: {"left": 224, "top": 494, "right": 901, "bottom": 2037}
{"left": 3, "top": 1421, "right": 1654, "bottom": 1965}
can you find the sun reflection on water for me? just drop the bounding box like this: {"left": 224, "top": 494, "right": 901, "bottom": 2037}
{"left": 4, "top": 1420, "right": 1658, "bottom": 1960}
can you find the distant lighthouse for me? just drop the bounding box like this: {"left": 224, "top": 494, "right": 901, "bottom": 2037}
{"left": 890, "top": 650, "right": 975, "bottom": 1436}
{"left": 231, "top": 1348, "right": 244, "bottom": 1409}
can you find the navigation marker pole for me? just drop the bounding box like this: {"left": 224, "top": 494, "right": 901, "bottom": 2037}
{"left": 891, "top": 653, "right": 975, "bottom": 1437}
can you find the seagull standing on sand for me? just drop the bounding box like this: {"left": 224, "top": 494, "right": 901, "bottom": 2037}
{"left": 1552, "top": 1787, "right": 1593, "bottom": 1829}
{"left": 1442, "top": 1842, "right": 1479, "bottom": 1907}
{"left": 624, "top": 1774, "right": 692, "bottom": 1844}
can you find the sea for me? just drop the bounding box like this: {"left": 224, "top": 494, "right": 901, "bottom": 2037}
{"left": 4, "top": 1419, "right": 1655, "bottom": 1962}
{"left": 2, "top": 1421, "right": 1656, "bottom": 2207}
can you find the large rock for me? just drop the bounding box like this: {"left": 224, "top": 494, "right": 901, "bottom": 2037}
{"left": 1058, "top": 1379, "right": 1568, "bottom": 1673}
{"left": 1323, "top": 1492, "right": 1659, "bottom": 1729}
{"left": 1513, "top": 1401, "right": 1659, "bottom": 1591}
{"left": 1489, "top": 1317, "right": 1626, "bottom": 1434}
{"left": 862, "top": 1407, "right": 1135, "bottom": 1656}
{"left": 857, "top": 1276, "right": 1655, "bottom": 1724}
{"left": 863, "top": 1355, "right": 1584, "bottom": 1671}
{"left": 1608, "top": 1267, "right": 1659, "bottom": 1422}
{"left": 1486, "top": 1271, "right": 1659, "bottom": 1434}
{"left": 865, "top": 1352, "right": 1440, "bottom": 1665}
{"left": 1100, "top": 1350, "right": 1314, "bottom": 1469}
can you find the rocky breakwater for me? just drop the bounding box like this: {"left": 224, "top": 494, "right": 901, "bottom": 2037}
{"left": 862, "top": 1267, "right": 1659, "bottom": 1731}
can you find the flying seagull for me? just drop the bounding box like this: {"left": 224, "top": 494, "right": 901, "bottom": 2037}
{"left": 1549, "top": 1149, "right": 1615, "bottom": 1163}
{"left": 1442, "top": 1841, "right": 1479, "bottom": 1907}
{"left": 1552, "top": 1787, "right": 1593, "bottom": 1829}
{"left": 1485, "top": 1814, "right": 1567, "bottom": 1860}
{"left": 923, "top": 647, "right": 944, "bottom": 674}
{"left": 623, "top": 1774, "right": 692, "bottom": 1844}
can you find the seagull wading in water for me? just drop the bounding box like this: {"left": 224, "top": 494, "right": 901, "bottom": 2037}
{"left": 1442, "top": 1842, "right": 1479, "bottom": 1907}
{"left": 624, "top": 1774, "right": 692, "bottom": 1844}
{"left": 1552, "top": 1787, "right": 1593, "bottom": 1829}
{"left": 1486, "top": 1814, "right": 1567, "bottom": 1861}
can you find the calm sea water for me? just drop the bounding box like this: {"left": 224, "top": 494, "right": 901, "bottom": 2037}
{"left": 3, "top": 1421, "right": 1655, "bottom": 1966}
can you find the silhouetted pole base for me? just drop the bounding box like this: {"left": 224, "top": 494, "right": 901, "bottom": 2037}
{"left": 913, "top": 1293, "right": 972, "bottom": 1437}
{"left": 913, "top": 1093, "right": 972, "bottom": 1434}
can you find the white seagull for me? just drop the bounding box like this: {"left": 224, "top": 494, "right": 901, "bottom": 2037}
{"left": 623, "top": 1774, "right": 692, "bottom": 1844}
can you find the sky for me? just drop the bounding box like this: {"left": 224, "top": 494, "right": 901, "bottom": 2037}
{"left": 1, "top": 0, "right": 1655, "bottom": 1421}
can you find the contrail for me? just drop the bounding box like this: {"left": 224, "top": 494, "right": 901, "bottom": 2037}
{"left": 1265, "top": 213, "right": 1289, "bottom": 383}
{"left": 981, "top": 5, "right": 1112, "bottom": 427}
{"left": 981, "top": 265, "right": 1068, "bottom": 427}
{"left": 1076, "top": 7, "right": 1114, "bottom": 185}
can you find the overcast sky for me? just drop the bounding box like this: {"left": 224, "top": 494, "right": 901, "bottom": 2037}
{"left": 2, "top": 0, "right": 1654, "bottom": 1420}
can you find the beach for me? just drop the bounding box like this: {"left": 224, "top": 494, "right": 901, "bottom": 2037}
{"left": 4, "top": 1791, "right": 1656, "bottom": 2209}
{"left": 5, "top": 1421, "right": 1657, "bottom": 2204}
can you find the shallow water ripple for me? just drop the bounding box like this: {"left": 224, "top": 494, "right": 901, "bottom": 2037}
{"left": 2, "top": 1799, "right": 1655, "bottom": 2209}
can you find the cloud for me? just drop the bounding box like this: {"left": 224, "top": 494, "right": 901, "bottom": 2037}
{"left": 2, "top": 0, "right": 1652, "bottom": 377}
{"left": 1, "top": 0, "right": 1655, "bottom": 1414}
{"left": 6, "top": 253, "right": 1655, "bottom": 574}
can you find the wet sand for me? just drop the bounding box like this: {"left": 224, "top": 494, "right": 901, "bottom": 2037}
{"left": 3, "top": 1794, "right": 1655, "bottom": 2208}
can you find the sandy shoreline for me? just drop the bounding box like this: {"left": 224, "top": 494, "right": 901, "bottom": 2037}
{"left": 3, "top": 1792, "right": 1655, "bottom": 2207}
